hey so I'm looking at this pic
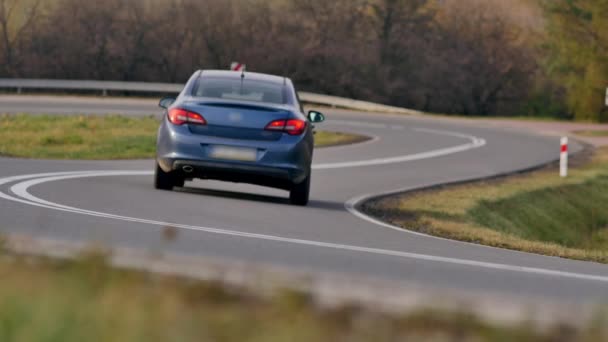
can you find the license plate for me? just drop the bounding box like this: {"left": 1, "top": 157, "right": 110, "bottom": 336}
{"left": 209, "top": 146, "right": 257, "bottom": 162}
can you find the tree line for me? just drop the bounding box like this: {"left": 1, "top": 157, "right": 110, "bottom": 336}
{"left": 0, "top": 0, "right": 606, "bottom": 121}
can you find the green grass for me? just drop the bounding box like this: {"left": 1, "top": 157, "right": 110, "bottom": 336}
{"left": 469, "top": 177, "right": 608, "bottom": 250}
{"left": 0, "top": 250, "right": 604, "bottom": 341}
{"left": 364, "top": 148, "right": 608, "bottom": 263}
{"left": 0, "top": 114, "right": 159, "bottom": 159}
{"left": 314, "top": 130, "right": 370, "bottom": 147}
{"left": 0, "top": 114, "right": 365, "bottom": 159}
{"left": 574, "top": 130, "right": 608, "bottom": 137}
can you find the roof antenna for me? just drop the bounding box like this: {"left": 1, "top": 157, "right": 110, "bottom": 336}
{"left": 240, "top": 68, "right": 245, "bottom": 94}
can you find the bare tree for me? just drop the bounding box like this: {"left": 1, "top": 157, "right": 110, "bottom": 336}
{"left": 427, "top": 0, "right": 536, "bottom": 115}
{"left": 365, "top": 0, "right": 437, "bottom": 107}
{"left": 0, "top": 0, "right": 40, "bottom": 76}
{"left": 119, "top": 0, "right": 158, "bottom": 81}
{"left": 1, "top": 0, "right": 540, "bottom": 117}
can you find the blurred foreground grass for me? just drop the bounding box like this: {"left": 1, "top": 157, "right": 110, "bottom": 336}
{"left": 0, "top": 250, "right": 605, "bottom": 341}
{"left": 0, "top": 114, "right": 364, "bottom": 159}
{"left": 365, "top": 147, "right": 608, "bottom": 263}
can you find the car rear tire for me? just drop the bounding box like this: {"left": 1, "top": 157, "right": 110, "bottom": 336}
{"left": 289, "top": 174, "right": 310, "bottom": 206}
{"left": 155, "top": 163, "right": 183, "bottom": 190}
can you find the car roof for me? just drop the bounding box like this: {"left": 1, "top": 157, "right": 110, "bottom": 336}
{"left": 199, "top": 70, "right": 289, "bottom": 85}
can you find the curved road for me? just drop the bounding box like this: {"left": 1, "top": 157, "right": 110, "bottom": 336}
{"left": 0, "top": 96, "right": 607, "bottom": 306}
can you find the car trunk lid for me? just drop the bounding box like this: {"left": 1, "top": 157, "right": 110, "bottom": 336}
{"left": 182, "top": 100, "right": 292, "bottom": 141}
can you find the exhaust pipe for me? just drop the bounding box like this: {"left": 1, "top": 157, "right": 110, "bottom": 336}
{"left": 182, "top": 165, "right": 194, "bottom": 173}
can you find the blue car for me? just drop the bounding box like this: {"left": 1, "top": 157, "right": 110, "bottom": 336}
{"left": 155, "top": 70, "right": 325, "bottom": 206}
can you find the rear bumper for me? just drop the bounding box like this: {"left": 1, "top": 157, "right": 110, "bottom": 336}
{"left": 159, "top": 158, "right": 307, "bottom": 190}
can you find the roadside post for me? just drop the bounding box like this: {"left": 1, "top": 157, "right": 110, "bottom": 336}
{"left": 560, "top": 137, "right": 568, "bottom": 178}
{"left": 230, "top": 62, "right": 246, "bottom": 72}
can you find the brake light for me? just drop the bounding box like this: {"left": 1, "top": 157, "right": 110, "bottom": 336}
{"left": 168, "top": 108, "right": 207, "bottom": 125}
{"left": 265, "top": 119, "right": 307, "bottom": 136}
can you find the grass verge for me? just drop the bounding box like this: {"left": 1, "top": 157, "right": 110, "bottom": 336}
{"left": 0, "top": 114, "right": 367, "bottom": 159}
{"left": 363, "top": 147, "right": 608, "bottom": 263}
{"left": 314, "top": 130, "right": 370, "bottom": 147}
{"left": 0, "top": 250, "right": 605, "bottom": 341}
{"left": 574, "top": 130, "right": 608, "bottom": 138}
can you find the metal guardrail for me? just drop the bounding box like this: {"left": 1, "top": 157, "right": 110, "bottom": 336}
{"left": 0, "top": 78, "right": 415, "bottom": 115}
{"left": 298, "top": 92, "right": 417, "bottom": 115}
{"left": 0, "top": 79, "right": 183, "bottom": 96}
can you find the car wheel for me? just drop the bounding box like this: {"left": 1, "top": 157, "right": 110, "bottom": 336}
{"left": 289, "top": 174, "right": 310, "bottom": 206}
{"left": 155, "top": 162, "right": 180, "bottom": 190}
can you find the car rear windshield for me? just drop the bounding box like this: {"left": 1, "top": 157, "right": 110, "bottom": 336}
{"left": 192, "top": 77, "right": 287, "bottom": 105}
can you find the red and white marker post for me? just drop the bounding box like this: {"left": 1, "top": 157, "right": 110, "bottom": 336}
{"left": 560, "top": 137, "right": 568, "bottom": 178}
{"left": 230, "top": 62, "right": 246, "bottom": 72}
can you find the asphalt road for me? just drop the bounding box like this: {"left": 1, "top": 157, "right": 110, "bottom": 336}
{"left": 1, "top": 96, "right": 607, "bottom": 305}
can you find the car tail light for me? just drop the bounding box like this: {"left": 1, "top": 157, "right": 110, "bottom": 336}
{"left": 168, "top": 108, "right": 207, "bottom": 125}
{"left": 265, "top": 119, "right": 307, "bottom": 136}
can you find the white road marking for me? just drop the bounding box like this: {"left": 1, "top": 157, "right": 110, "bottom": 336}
{"left": 345, "top": 189, "right": 542, "bottom": 255}
{"left": 0, "top": 171, "right": 101, "bottom": 186}
{"left": 1, "top": 170, "right": 608, "bottom": 284}
{"left": 345, "top": 191, "right": 461, "bottom": 240}
{"left": 4, "top": 128, "right": 603, "bottom": 284}
{"left": 313, "top": 128, "right": 486, "bottom": 169}
{"left": 341, "top": 130, "right": 557, "bottom": 254}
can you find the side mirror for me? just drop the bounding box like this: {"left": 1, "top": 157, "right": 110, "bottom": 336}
{"left": 159, "top": 96, "right": 176, "bottom": 109}
{"left": 307, "top": 110, "right": 325, "bottom": 123}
